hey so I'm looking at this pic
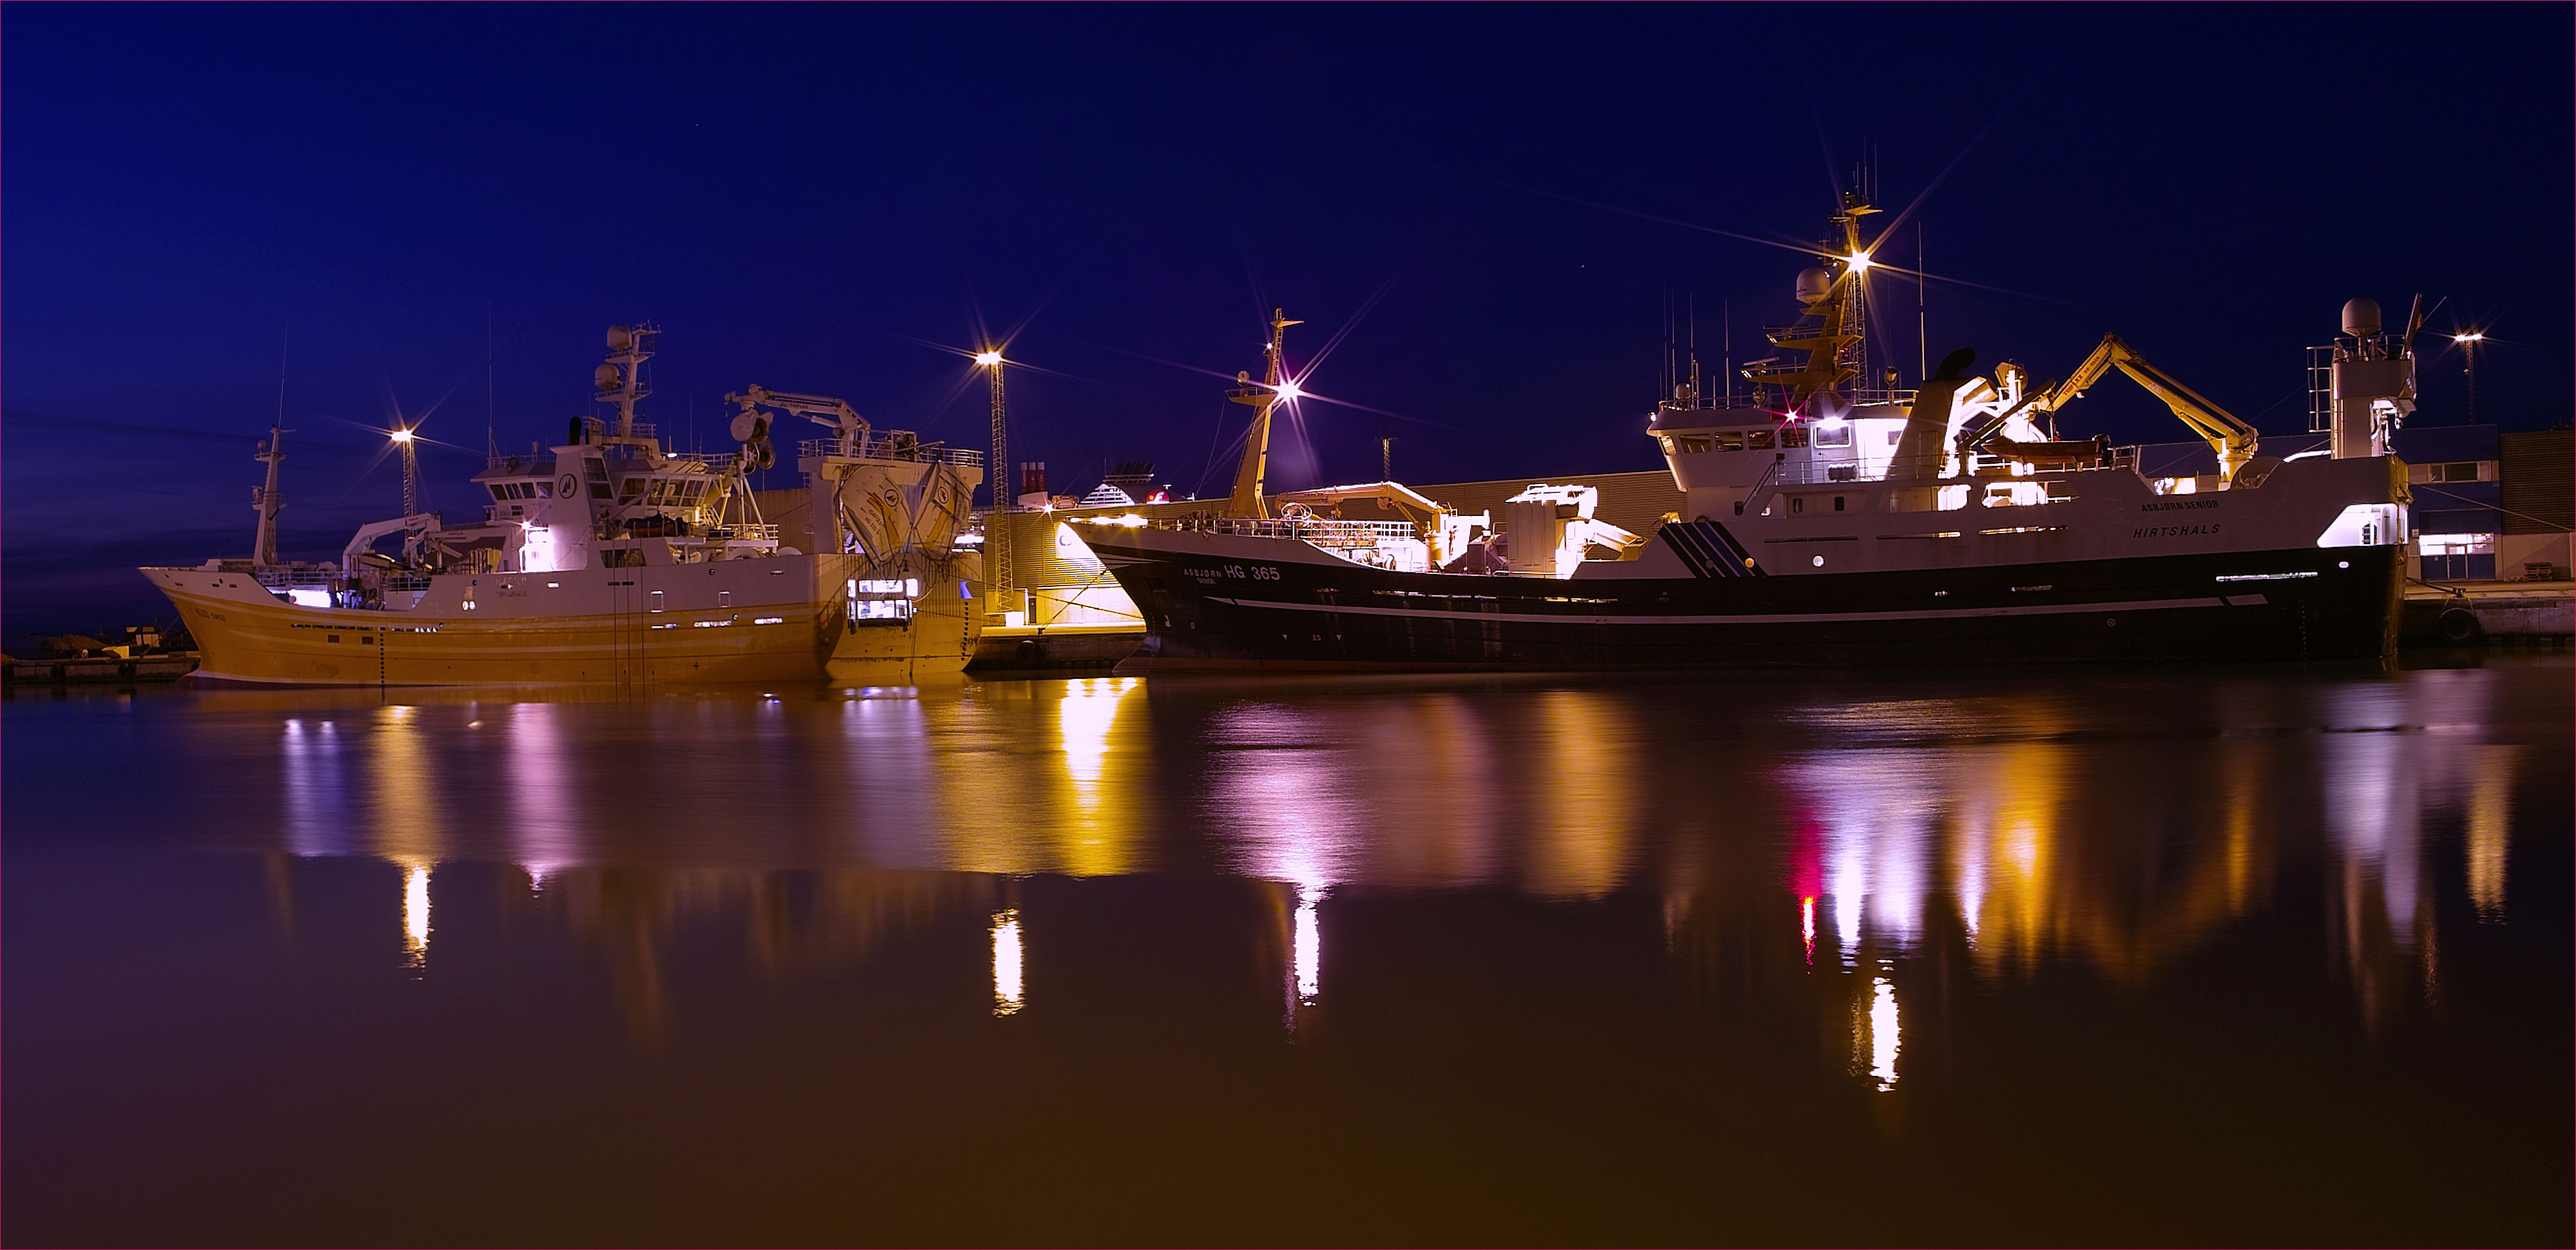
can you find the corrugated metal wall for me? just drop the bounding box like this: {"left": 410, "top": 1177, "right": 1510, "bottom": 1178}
{"left": 2500, "top": 430, "right": 2573, "bottom": 535}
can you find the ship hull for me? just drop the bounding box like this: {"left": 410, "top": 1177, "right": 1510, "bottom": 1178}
{"left": 143, "top": 555, "right": 978, "bottom": 687}
{"left": 1087, "top": 531, "right": 2404, "bottom": 672}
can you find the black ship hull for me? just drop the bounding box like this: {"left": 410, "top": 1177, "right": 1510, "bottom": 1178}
{"left": 1088, "top": 534, "right": 2404, "bottom": 673}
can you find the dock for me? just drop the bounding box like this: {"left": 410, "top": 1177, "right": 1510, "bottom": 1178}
{"left": 2400, "top": 581, "right": 2574, "bottom": 647}
{"left": 3, "top": 653, "right": 202, "bottom": 686}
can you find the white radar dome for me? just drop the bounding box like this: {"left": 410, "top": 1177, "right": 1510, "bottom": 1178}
{"left": 606, "top": 325, "right": 633, "bottom": 352}
{"left": 1796, "top": 268, "right": 1832, "bottom": 305}
{"left": 2341, "top": 297, "right": 2382, "bottom": 339}
{"left": 594, "top": 363, "right": 622, "bottom": 392}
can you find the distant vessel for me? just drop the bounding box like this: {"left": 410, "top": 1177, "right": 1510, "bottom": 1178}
{"left": 146, "top": 325, "right": 985, "bottom": 686}
{"left": 1079, "top": 194, "right": 2416, "bottom": 670}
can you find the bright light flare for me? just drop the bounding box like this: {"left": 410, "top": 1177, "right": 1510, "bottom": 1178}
{"left": 1294, "top": 884, "right": 1323, "bottom": 1004}
{"left": 2453, "top": 331, "right": 2484, "bottom": 344}
{"left": 401, "top": 859, "right": 432, "bottom": 968}
{"left": 1868, "top": 975, "right": 1901, "bottom": 1090}
{"left": 1844, "top": 250, "right": 1874, "bottom": 274}
{"left": 1272, "top": 377, "right": 1304, "bottom": 402}
{"left": 973, "top": 350, "right": 1004, "bottom": 368}
{"left": 388, "top": 426, "right": 416, "bottom": 444}
{"left": 991, "top": 909, "right": 1024, "bottom": 1016}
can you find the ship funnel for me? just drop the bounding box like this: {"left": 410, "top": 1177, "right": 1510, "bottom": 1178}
{"left": 2341, "top": 297, "right": 2382, "bottom": 340}
{"left": 1796, "top": 267, "right": 1832, "bottom": 306}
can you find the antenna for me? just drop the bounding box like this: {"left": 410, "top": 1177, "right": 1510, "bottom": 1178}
{"left": 1916, "top": 221, "right": 1927, "bottom": 386}
{"left": 1687, "top": 294, "right": 1701, "bottom": 405}
{"left": 1723, "top": 299, "right": 1731, "bottom": 407}
{"left": 485, "top": 303, "right": 496, "bottom": 458}
{"left": 1380, "top": 433, "right": 1395, "bottom": 482}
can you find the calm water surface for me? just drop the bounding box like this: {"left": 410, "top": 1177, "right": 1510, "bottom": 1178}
{"left": 7, "top": 657, "right": 2570, "bottom": 1244}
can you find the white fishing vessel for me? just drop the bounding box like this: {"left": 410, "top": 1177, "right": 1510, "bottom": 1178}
{"left": 1077, "top": 195, "right": 2417, "bottom": 670}
{"left": 146, "top": 325, "right": 985, "bottom": 686}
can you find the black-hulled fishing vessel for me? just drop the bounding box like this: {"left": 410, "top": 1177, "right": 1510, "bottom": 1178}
{"left": 1078, "top": 195, "right": 2417, "bottom": 671}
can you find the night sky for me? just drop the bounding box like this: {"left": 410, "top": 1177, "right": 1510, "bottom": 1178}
{"left": 5, "top": 5, "right": 2568, "bottom": 638}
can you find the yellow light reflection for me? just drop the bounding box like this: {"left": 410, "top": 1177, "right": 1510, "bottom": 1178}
{"left": 2465, "top": 747, "right": 2513, "bottom": 920}
{"left": 1525, "top": 690, "right": 1634, "bottom": 898}
{"left": 1056, "top": 677, "right": 1141, "bottom": 875}
{"left": 991, "top": 908, "right": 1024, "bottom": 1016}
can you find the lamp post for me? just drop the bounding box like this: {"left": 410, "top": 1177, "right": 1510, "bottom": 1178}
{"left": 2452, "top": 331, "right": 2484, "bottom": 424}
{"left": 388, "top": 426, "right": 419, "bottom": 518}
{"left": 973, "top": 350, "right": 1011, "bottom": 605}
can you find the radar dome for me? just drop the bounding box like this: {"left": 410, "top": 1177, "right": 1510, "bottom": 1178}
{"left": 728, "top": 410, "right": 768, "bottom": 443}
{"left": 2341, "top": 297, "right": 2382, "bottom": 339}
{"left": 594, "top": 363, "right": 622, "bottom": 393}
{"left": 1796, "top": 268, "right": 1833, "bottom": 305}
{"left": 606, "top": 325, "right": 633, "bottom": 352}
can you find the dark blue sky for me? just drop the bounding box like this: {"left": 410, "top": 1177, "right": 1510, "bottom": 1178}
{"left": 6, "top": 4, "right": 2568, "bottom": 636}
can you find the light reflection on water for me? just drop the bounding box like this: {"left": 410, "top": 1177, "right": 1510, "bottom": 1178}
{"left": 234, "top": 663, "right": 2561, "bottom": 1026}
{"left": 7, "top": 657, "right": 2568, "bottom": 1242}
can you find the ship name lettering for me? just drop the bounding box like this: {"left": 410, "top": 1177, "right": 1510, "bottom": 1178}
{"left": 2132, "top": 523, "right": 2222, "bottom": 538}
{"left": 2140, "top": 499, "right": 2219, "bottom": 511}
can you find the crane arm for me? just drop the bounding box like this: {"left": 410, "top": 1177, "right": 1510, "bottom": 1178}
{"left": 731, "top": 385, "right": 870, "bottom": 439}
{"left": 2030, "top": 333, "right": 2260, "bottom": 480}
{"left": 341, "top": 513, "right": 442, "bottom": 570}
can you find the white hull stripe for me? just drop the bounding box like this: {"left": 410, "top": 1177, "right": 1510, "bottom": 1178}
{"left": 1206, "top": 592, "right": 2266, "bottom": 626}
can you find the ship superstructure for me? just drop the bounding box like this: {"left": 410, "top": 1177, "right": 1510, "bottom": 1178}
{"left": 146, "top": 326, "right": 985, "bottom": 686}
{"left": 1075, "top": 197, "right": 2417, "bottom": 670}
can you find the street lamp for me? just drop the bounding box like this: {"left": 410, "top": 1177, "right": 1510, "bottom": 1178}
{"left": 973, "top": 349, "right": 1012, "bottom": 602}
{"left": 388, "top": 426, "right": 419, "bottom": 517}
{"left": 2453, "top": 330, "right": 2485, "bottom": 423}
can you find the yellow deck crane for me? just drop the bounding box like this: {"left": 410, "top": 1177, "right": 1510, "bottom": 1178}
{"left": 2026, "top": 333, "right": 2261, "bottom": 483}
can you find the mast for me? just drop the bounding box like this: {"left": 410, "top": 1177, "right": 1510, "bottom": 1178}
{"left": 1225, "top": 308, "right": 1301, "bottom": 518}
{"left": 252, "top": 424, "right": 288, "bottom": 567}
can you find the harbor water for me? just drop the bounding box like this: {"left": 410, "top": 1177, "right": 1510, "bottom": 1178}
{"left": 5, "top": 657, "right": 2569, "bottom": 1243}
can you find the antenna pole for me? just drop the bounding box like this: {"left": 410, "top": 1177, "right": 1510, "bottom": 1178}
{"left": 988, "top": 358, "right": 1011, "bottom": 598}
{"left": 1916, "top": 221, "right": 1927, "bottom": 385}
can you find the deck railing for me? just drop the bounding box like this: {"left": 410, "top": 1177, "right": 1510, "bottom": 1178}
{"left": 798, "top": 437, "right": 984, "bottom": 466}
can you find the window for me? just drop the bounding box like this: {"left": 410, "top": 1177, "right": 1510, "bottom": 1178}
{"left": 1812, "top": 424, "right": 1852, "bottom": 449}
{"left": 1887, "top": 430, "right": 1902, "bottom": 446}
{"left": 1791, "top": 497, "right": 1806, "bottom": 514}
{"left": 1747, "top": 430, "right": 1775, "bottom": 450}
{"left": 718, "top": 590, "right": 731, "bottom": 607}
{"left": 619, "top": 480, "right": 646, "bottom": 504}
{"left": 1833, "top": 496, "right": 1846, "bottom": 512}
{"left": 1679, "top": 435, "right": 1711, "bottom": 453}
{"left": 535, "top": 482, "right": 552, "bottom": 498}
{"left": 2437, "top": 462, "right": 2482, "bottom": 482}
{"left": 1714, "top": 432, "right": 1745, "bottom": 452}
{"left": 489, "top": 485, "right": 509, "bottom": 501}
{"left": 1779, "top": 427, "right": 1808, "bottom": 449}
{"left": 648, "top": 590, "right": 665, "bottom": 613}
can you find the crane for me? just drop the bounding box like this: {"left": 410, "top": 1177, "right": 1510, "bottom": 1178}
{"left": 2026, "top": 333, "right": 2260, "bottom": 483}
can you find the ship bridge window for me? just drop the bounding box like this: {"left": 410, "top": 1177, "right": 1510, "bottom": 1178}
{"left": 1812, "top": 424, "right": 1853, "bottom": 449}
{"left": 1780, "top": 426, "right": 1808, "bottom": 449}
{"left": 489, "top": 484, "right": 509, "bottom": 501}
{"left": 1747, "top": 430, "right": 1775, "bottom": 450}
{"left": 1678, "top": 435, "right": 1711, "bottom": 453}
{"left": 1714, "top": 432, "right": 1746, "bottom": 452}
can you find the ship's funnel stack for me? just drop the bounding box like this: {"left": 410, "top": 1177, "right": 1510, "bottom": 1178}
{"left": 2328, "top": 296, "right": 2417, "bottom": 459}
